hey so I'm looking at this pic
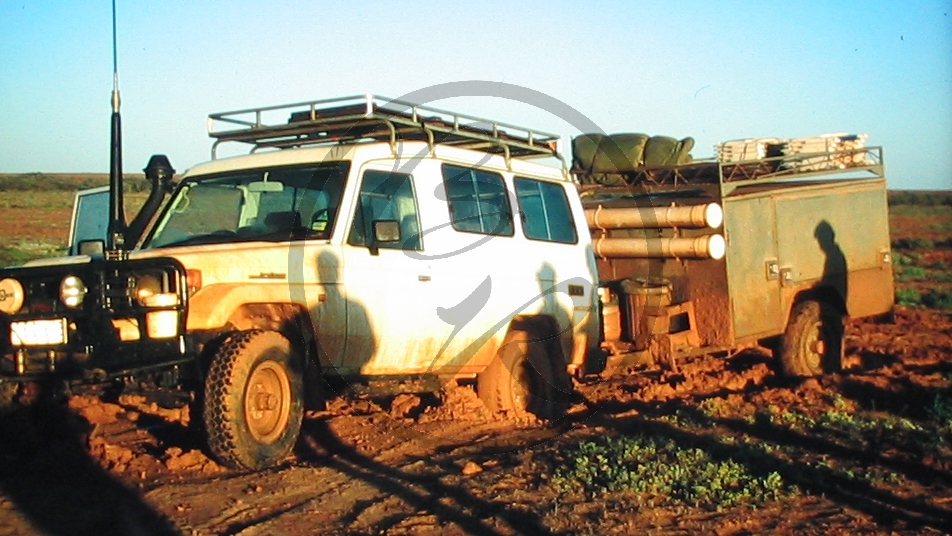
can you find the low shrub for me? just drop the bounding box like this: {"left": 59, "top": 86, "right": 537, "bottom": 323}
{"left": 895, "top": 266, "right": 927, "bottom": 281}
{"left": 928, "top": 260, "right": 950, "bottom": 271}
{"left": 892, "top": 237, "right": 935, "bottom": 250}
{"left": 889, "top": 191, "right": 952, "bottom": 206}
{"left": 930, "top": 393, "right": 952, "bottom": 438}
{"left": 0, "top": 173, "right": 150, "bottom": 192}
{"left": 921, "top": 289, "right": 952, "bottom": 310}
{"left": 550, "top": 434, "right": 787, "bottom": 510}
{"left": 897, "top": 288, "right": 952, "bottom": 310}
{"left": 0, "top": 242, "right": 66, "bottom": 268}
{"left": 895, "top": 287, "right": 922, "bottom": 306}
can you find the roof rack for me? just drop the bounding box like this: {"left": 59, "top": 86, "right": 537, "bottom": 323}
{"left": 575, "top": 146, "right": 884, "bottom": 196}
{"left": 207, "top": 94, "right": 564, "bottom": 166}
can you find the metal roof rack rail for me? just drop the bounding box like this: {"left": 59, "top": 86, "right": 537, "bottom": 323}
{"left": 575, "top": 146, "right": 883, "bottom": 196}
{"left": 206, "top": 94, "right": 564, "bottom": 167}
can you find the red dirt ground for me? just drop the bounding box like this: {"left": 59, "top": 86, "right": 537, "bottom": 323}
{"left": 0, "top": 195, "right": 949, "bottom": 535}
{"left": 0, "top": 307, "right": 949, "bottom": 536}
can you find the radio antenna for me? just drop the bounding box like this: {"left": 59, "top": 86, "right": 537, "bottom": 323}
{"left": 112, "top": 0, "right": 119, "bottom": 101}
{"left": 107, "top": 0, "right": 126, "bottom": 252}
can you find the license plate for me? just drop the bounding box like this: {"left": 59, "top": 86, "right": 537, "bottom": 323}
{"left": 10, "top": 319, "right": 68, "bottom": 346}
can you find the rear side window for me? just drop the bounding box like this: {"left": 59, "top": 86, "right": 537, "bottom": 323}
{"left": 441, "top": 164, "right": 514, "bottom": 236}
{"left": 514, "top": 177, "right": 578, "bottom": 244}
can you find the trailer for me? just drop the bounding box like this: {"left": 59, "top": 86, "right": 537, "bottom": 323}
{"left": 574, "top": 141, "right": 893, "bottom": 376}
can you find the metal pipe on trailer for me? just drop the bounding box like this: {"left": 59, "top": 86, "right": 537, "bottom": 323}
{"left": 593, "top": 234, "right": 726, "bottom": 260}
{"left": 585, "top": 202, "right": 723, "bottom": 230}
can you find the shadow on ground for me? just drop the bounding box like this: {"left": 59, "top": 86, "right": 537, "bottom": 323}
{"left": 0, "top": 388, "right": 180, "bottom": 536}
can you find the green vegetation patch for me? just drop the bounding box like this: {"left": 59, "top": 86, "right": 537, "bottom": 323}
{"left": 892, "top": 237, "right": 935, "bottom": 250}
{"left": 888, "top": 191, "right": 952, "bottom": 207}
{"left": 542, "top": 386, "right": 952, "bottom": 514}
{"left": 0, "top": 173, "right": 150, "bottom": 192}
{"left": 549, "top": 434, "right": 787, "bottom": 510}
{"left": 895, "top": 288, "right": 952, "bottom": 310}
{"left": 930, "top": 394, "right": 952, "bottom": 439}
{"left": 0, "top": 241, "right": 65, "bottom": 268}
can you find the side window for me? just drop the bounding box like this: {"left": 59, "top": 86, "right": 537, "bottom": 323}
{"left": 441, "top": 164, "right": 514, "bottom": 236}
{"left": 348, "top": 170, "right": 422, "bottom": 251}
{"left": 514, "top": 177, "right": 578, "bottom": 244}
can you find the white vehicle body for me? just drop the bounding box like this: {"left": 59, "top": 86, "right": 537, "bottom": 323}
{"left": 132, "top": 141, "right": 599, "bottom": 380}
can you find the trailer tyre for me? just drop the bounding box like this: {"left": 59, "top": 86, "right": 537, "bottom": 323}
{"left": 203, "top": 330, "right": 303, "bottom": 470}
{"left": 779, "top": 300, "right": 844, "bottom": 377}
{"left": 477, "top": 329, "right": 568, "bottom": 420}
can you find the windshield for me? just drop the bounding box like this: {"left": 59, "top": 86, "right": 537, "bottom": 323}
{"left": 146, "top": 161, "right": 350, "bottom": 248}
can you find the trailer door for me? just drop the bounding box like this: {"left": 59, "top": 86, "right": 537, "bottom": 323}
{"left": 723, "top": 195, "right": 783, "bottom": 340}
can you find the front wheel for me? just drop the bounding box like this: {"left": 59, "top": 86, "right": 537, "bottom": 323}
{"left": 0, "top": 381, "right": 20, "bottom": 415}
{"left": 203, "top": 330, "right": 304, "bottom": 470}
{"left": 778, "top": 300, "right": 844, "bottom": 377}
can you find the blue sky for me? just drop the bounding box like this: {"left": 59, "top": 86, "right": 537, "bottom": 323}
{"left": 1, "top": 0, "right": 950, "bottom": 190}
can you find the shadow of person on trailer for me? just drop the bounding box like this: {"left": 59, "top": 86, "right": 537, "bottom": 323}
{"left": 815, "top": 220, "right": 848, "bottom": 372}
{"left": 815, "top": 220, "right": 848, "bottom": 302}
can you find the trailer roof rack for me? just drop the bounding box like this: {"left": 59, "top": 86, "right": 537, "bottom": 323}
{"left": 207, "top": 94, "right": 564, "bottom": 165}
{"left": 576, "top": 146, "right": 884, "bottom": 197}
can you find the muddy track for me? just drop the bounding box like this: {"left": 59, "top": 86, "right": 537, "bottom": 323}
{"left": 1, "top": 307, "right": 951, "bottom": 535}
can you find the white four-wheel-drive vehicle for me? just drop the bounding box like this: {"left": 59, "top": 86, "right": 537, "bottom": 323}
{"left": 0, "top": 96, "right": 594, "bottom": 469}
{"left": 0, "top": 95, "right": 894, "bottom": 470}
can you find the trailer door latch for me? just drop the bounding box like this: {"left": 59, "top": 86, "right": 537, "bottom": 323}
{"left": 780, "top": 267, "right": 794, "bottom": 286}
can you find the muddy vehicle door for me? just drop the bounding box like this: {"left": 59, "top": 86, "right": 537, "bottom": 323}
{"left": 68, "top": 186, "right": 110, "bottom": 255}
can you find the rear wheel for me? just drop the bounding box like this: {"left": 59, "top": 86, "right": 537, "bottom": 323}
{"left": 477, "top": 329, "right": 569, "bottom": 420}
{"left": 779, "top": 300, "right": 844, "bottom": 377}
{"left": 203, "top": 330, "right": 304, "bottom": 470}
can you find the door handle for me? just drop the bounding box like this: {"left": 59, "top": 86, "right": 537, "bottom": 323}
{"left": 418, "top": 275, "right": 431, "bottom": 282}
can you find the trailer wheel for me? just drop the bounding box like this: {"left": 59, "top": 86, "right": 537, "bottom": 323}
{"left": 477, "top": 329, "right": 568, "bottom": 420}
{"left": 779, "top": 300, "right": 844, "bottom": 377}
{"left": 203, "top": 330, "right": 303, "bottom": 470}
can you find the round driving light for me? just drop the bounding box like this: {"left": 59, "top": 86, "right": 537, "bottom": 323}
{"left": 0, "top": 278, "right": 25, "bottom": 314}
{"left": 135, "top": 274, "right": 162, "bottom": 305}
{"left": 60, "top": 275, "right": 88, "bottom": 308}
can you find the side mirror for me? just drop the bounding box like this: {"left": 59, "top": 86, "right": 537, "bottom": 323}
{"left": 367, "top": 220, "right": 400, "bottom": 256}
{"left": 373, "top": 220, "right": 401, "bottom": 244}
{"left": 78, "top": 239, "right": 105, "bottom": 256}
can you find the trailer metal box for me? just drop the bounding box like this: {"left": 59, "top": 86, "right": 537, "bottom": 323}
{"left": 578, "top": 145, "right": 893, "bottom": 367}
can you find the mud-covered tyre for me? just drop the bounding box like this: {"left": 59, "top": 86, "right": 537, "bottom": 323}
{"left": 779, "top": 300, "right": 844, "bottom": 377}
{"left": 477, "top": 329, "right": 568, "bottom": 420}
{"left": 202, "top": 330, "right": 304, "bottom": 470}
{"left": 0, "top": 381, "right": 19, "bottom": 415}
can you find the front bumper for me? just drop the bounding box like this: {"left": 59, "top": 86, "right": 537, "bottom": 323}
{"left": 0, "top": 257, "right": 191, "bottom": 382}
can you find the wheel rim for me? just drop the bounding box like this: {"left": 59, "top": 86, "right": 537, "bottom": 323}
{"left": 803, "top": 319, "right": 823, "bottom": 371}
{"left": 244, "top": 360, "right": 292, "bottom": 444}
